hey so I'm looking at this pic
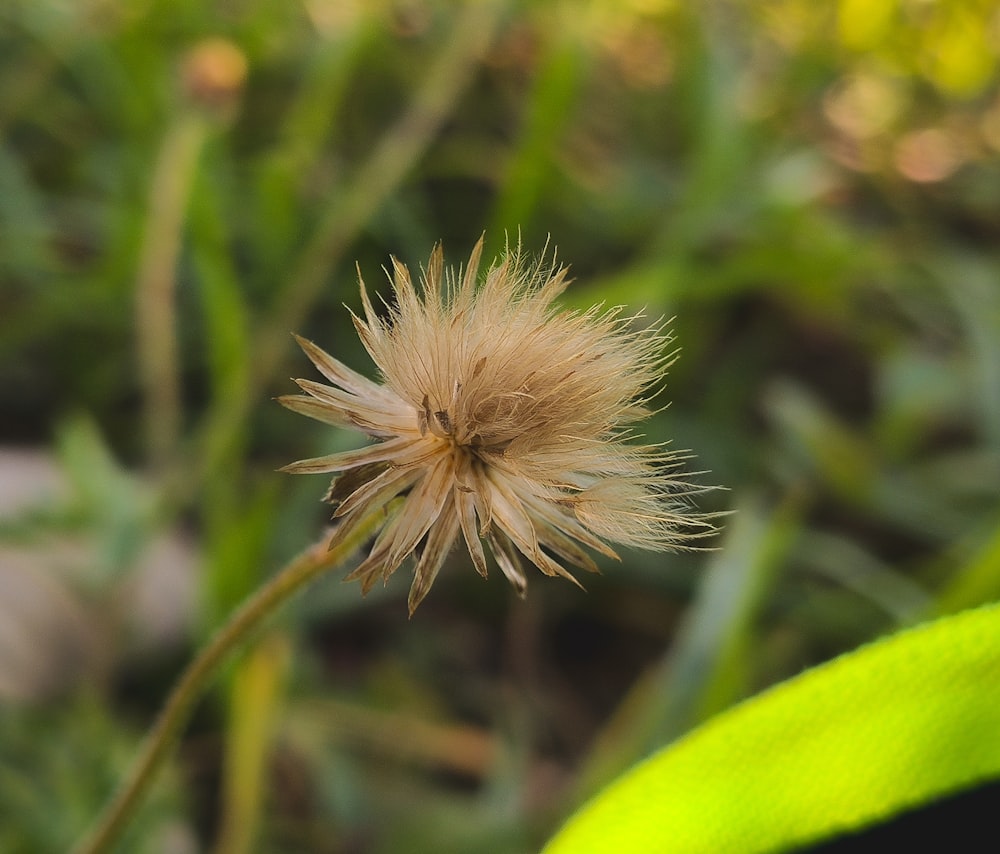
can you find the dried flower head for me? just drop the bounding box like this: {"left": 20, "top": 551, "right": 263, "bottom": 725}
{"left": 280, "top": 239, "right": 714, "bottom": 614}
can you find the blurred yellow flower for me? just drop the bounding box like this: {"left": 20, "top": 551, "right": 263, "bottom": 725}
{"left": 281, "top": 239, "right": 714, "bottom": 613}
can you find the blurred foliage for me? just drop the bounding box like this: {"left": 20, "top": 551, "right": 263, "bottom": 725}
{"left": 0, "top": 696, "right": 190, "bottom": 853}
{"left": 0, "top": 0, "right": 999, "bottom": 851}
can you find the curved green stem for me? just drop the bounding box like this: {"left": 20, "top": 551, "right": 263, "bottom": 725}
{"left": 72, "top": 513, "right": 382, "bottom": 854}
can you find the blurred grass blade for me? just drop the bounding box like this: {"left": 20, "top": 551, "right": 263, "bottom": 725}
{"left": 188, "top": 171, "right": 253, "bottom": 478}
{"left": 650, "top": 16, "right": 747, "bottom": 259}
{"left": 645, "top": 496, "right": 797, "bottom": 745}
{"left": 487, "top": 26, "right": 584, "bottom": 244}
{"left": 572, "top": 496, "right": 797, "bottom": 801}
{"left": 764, "top": 379, "right": 972, "bottom": 540}
{"left": 215, "top": 633, "right": 290, "bottom": 854}
{"left": 933, "top": 252, "right": 1000, "bottom": 449}
{"left": 763, "top": 379, "right": 874, "bottom": 500}
{"left": 934, "top": 516, "right": 1000, "bottom": 617}
{"left": 201, "top": 477, "right": 280, "bottom": 630}
{"left": 795, "top": 530, "right": 931, "bottom": 623}
{"left": 135, "top": 112, "right": 209, "bottom": 469}
{"left": 190, "top": 171, "right": 251, "bottom": 405}
{"left": 251, "top": 11, "right": 377, "bottom": 279}
{"left": 546, "top": 601, "right": 1000, "bottom": 854}
{"left": 0, "top": 141, "right": 53, "bottom": 279}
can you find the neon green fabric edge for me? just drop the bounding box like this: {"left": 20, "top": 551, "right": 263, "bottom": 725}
{"left": 544, "top": 602, "right": 1000, "bottom": 853}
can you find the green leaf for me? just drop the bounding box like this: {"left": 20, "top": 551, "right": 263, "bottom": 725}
{"left": 544, "top": 602, "right": 1000, "bottom": 853}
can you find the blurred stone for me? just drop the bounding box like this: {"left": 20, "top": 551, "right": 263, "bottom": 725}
{"left": 0, "top": 448, "right": 198, "bottom": 702}
{"left": 0, "top": 549, "right": 101, "bottom": 702}
{"left": 0, "top": 447, "right": 69, "bottom": 516}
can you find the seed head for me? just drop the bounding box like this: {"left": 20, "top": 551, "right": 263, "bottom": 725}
{"left": 280, "top": 239, "right": 715, "bottom": 614}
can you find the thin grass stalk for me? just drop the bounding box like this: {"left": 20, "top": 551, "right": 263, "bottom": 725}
{"left": 71, "top": 509, "right": 384, "bottom": 854}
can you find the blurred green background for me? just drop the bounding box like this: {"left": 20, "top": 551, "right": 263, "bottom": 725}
{"left": 2, "top": 0, "right": 999, "bottom": 851}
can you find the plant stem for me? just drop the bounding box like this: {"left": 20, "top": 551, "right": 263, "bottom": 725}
{"left": 71, "top": 513, "right": 382, "bottom": 854}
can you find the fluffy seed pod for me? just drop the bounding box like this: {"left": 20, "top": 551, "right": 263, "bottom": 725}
{"left": 280, "top": 239, "right": 715, "bottom": 614}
